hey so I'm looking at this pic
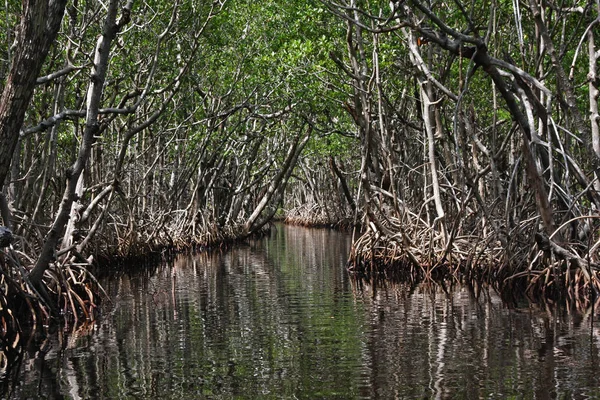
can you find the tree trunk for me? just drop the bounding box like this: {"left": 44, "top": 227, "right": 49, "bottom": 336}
{"left": 329, "top": 156, "right": 355, "bottom": 211}
{"left": 421, "top": 82, "right": 446, "bottom": 231}
{"left": 589, "top": 22, "right": 600, "bottom": 192}
{"left": 244, "top": 127, "right": 311, "bottom": 233}
{"left": 0, "top": 0, "right": 68, "bottom": 189}
{"left": 29, "top": 0, "right": 132, "bottom": 286}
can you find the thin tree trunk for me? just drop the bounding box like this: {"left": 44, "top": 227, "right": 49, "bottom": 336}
{"left": 589, "top": 23, "right": 600, "bottom": 192}
{"left": 421, "top": 82, "right": 446, "bottom": 232}
{"left": 244, "top": 127, "right": 311, "bottom": 233}
{"left": 29, "top": 0, "right": 132, "bottom": 286}
{"left": 329, "top": 156, "right": 355, "bottom": 211}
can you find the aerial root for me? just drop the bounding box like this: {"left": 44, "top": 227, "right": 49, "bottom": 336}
{"left": 348, "top": 215, "right": 600, "bottom": 307}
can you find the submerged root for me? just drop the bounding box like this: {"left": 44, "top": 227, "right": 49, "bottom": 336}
{"left": 0, "top": 246, "right": 104, "bottom": 345}
{"left": 348, "top": 213, "right": 600, "bottom": 307}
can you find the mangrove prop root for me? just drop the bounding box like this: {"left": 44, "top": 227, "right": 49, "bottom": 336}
{"left": 1, "top": 249, "right": 103, "bottom": 341}
{"left": 348, "top": 215, "right": 600, "bottom": 307}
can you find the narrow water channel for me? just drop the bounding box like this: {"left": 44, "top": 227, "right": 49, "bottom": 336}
{"left": 3, "top": 224, "right": 600, "bottom": 399}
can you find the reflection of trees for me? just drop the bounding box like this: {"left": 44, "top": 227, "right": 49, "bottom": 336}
{"left": 352, "top": 281, "right": 600, "bottom": 398}
{"left": 3, "top": 227, "right": 600, "bottom": 398}
{"left": 11, "top": 224, "right": 362, "bottom": 398}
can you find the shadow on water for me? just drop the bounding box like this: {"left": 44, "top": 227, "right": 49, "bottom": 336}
{"left": 2, "top": 224, "right": 600, "bottom": 399}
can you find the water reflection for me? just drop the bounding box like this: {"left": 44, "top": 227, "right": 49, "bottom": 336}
{"left": 354, "top": 280, "right": 600, "bottom": 399}
{"left": 3, "top": 225, "right": 600, "bottom": 399}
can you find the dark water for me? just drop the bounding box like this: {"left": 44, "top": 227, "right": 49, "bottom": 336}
{"left": 3, "top": 225, "right": 600, "bottom": 399}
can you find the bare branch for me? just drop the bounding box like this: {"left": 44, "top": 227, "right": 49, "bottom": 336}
{"left": 36, "top": 64, "right": 81, "bottom": 84}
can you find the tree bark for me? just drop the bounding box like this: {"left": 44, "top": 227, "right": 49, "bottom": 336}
{"left": 0, "top": 0, "right": 68, "bottom": 189}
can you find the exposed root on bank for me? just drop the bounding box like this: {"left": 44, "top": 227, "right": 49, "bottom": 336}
{"left": 347, "top": 211, "right": 600, "bottom": 308}
{"left": 89, "top": 211, "right": 274, "bottom": 265}
{"left": 1, "top": 254, "right": 101, "bottom": 324}
{"left": 0, "top": 245, "right": 103, "bottom": 368}
{"left": 283, "top": 204, "right": 355, "bottom": 230}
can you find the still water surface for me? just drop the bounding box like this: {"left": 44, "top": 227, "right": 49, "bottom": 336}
{"left": 4, "top": 225, "right": 600, "bottom": 399}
